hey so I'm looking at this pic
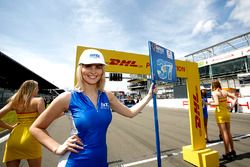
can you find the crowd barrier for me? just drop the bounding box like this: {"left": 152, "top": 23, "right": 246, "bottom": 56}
{"left": 148, "top": 97, "right": 250, "bottom": 113}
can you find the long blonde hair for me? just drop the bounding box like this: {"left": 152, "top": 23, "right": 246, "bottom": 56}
{"left": 75, "top": 65, "right": 106, "bottom": 91}
{"left": 9, "top": 80, "right": 38, "bottom": 111}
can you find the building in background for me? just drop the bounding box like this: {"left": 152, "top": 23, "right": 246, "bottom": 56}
{"left": 184, "top": 32, "right": 250, "bottom": 97}
{"left": 126, "top": 32, "right": 250, "bottom": 99}
{"left": 0, "top": 51, "right": 61, "bottom": 108}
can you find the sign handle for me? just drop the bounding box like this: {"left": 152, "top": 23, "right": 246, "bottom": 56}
{"left": 152, "top": 80, "right": 162, "bottom": 167}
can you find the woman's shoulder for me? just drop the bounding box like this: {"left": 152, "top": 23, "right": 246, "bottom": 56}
{"left": 55, "top": 91, "right": 72, "bottom": 101}
{"left": 32, "top": 97, "right": 44, "bottom": 103}
{"left": 103, "top": 90, "right": 115, "bottom": 100}
{"left": 103, "top": 90, "right": 114, "bottom": 96}
{"left": 220, "top": 90, "right": 229, "bottom": 96}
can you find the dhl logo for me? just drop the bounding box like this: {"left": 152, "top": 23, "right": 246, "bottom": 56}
{"left": 193, "top": 86, "right": 202, "bottom": 136}
{"left": 177, "top": 66, "right": 185, "bottom": 72}
{"left": 108, "top": 59, "right": 139, "bottom": 67}
{"left": 108, "top": 58, "right": 182, "bottom": 72}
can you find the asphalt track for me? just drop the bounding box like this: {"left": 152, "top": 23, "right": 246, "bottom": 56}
{"left": 0, "top": 106, "right": 250, "bottom": 167}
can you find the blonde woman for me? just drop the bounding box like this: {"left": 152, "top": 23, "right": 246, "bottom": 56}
{"left": 208, "top": 80, "right": 237, "bottom": 160}
{"left": 0, "top": 80, "right": 45, "bottom": 167}
{"left": 30, "top": 49, "right": 157, "bottom": 167}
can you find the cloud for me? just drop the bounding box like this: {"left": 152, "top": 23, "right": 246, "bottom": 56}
{"left": 225, "top": 0, "right": 236, "bottom": 8}
{"left": 230, "top": 0, "right": 250, "bottom": 26}
{"left": 72, "top": 0, "right": 131, "bottom": 51}
{"left": 1, "top": 0, "right": 249, "bottom": 89}
{"left": 192, "top": 19, "right": 217, "bottom": 36}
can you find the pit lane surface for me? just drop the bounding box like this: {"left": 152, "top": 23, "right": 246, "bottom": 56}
{"left": 1, "top": 106, "right": 249, "bottom": 167}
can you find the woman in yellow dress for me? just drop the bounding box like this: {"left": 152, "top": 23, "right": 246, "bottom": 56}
{"left": 208, "top": 80, "right": 237, "bottom": 160}
{"left": 0, "top": 80, "right": 45, "bottom": 167}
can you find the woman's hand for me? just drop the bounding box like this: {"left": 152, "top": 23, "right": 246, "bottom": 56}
{"left": 54, "top": 134, "right": 83, "bottom": 155}
{"left": 11, "top": 123, "right": 19, "bottom": 130}
{"left": 148, "top": 83, "right": 158, "bottom": 98}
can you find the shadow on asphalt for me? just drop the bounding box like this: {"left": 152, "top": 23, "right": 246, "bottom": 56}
{"left": 219, "top": 152, "right": 250, "bottom": 167}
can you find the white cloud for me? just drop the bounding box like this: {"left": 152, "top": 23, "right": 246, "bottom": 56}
{"left": 72, "top": 0, "right": 131, "bottom": 51}
{"left": 0, "top": 0, "right": 249, "bottom": 89}
{"left": 230, "top": 0, "right": 250, "bottom": 26}
{"left": 225, "top": 0, "right": 236, "bottom": 8}
{"left": 192, "top": 19, "right": 217, "bottom": 36}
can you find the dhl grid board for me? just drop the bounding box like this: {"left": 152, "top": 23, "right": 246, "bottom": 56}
{"left": 76, "top": 46, "right": 188, "bottom": 77}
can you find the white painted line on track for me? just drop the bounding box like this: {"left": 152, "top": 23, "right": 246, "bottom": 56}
{"left": 206, "top": 133, "right": 250, "bottom": 147}
{"left": 121, "top": 133, "right": 250, "bottom": 167}
{"left": 121, "top": 155, "right": 169, "bottom": 167}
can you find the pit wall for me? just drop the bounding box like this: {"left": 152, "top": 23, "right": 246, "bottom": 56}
{"left": 148, "top": 97, "right": 250, "bottom": 113}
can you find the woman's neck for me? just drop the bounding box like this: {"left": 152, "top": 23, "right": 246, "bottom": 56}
{"left": 83, "top": 84, "right": 98, "bottom": 94}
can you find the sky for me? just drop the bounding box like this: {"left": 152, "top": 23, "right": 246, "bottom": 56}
{"left": 0, "top": 0, "right": 250, "bottom": 90}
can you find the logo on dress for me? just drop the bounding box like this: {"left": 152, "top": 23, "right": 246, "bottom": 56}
{"left": 100, "top": 102, "right": 110, "bottom": 109}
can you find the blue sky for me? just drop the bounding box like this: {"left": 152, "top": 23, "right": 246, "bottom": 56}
{"left": 0, "top": 0, "right": 249, "bottom": 89}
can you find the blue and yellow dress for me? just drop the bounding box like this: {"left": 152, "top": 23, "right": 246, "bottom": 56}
{"left": 3, "top": 112, "right": 41, "bottom": 163}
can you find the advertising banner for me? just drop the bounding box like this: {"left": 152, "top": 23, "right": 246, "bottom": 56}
{"left": 76, "top": 46, "right": 150, "bottom": 75}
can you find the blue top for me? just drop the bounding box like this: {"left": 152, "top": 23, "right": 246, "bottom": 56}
{"left": 59, "top": 90, "right": 112, "bottom": 167}
{"left": 202, "top": 96, "right": 208, "bottom": 120}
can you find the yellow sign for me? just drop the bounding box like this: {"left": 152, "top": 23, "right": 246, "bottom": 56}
{"left": 186, "top": 62, "right": 205, "bottom": 150}
{"left": 76, "top": 46, "right": 150, "bottom": 75}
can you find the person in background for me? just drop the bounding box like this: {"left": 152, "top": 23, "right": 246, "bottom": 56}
{"left": 200, "top": 86, "right": 210, "bottom": 143}
{"left": 126, "top": 95, "right": 136, "bottom": 106}
{"left": 136, "top": 95, "right": 142, "bottom": 103}
{"left": 30, "top": 49, "right": 157, "bottom": 167}
{"left": 0, "top": 80, "right": 45, "bottom": 167}
{"left": 231, "top": 89, "right": 240, "bottom": 113}
{"left": 208, "top": 80, "right": 237, "bottom": 160}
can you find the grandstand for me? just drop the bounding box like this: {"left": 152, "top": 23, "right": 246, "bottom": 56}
{"left": 128, "top": 32, "right": 250, "bottom": 98}
{"left": 184, "top": 32, "right": 250, "bottom": 97}
{"left": 0, "top": 51, "right": 61, "bottom": 107}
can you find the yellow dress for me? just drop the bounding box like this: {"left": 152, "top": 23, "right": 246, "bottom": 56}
{"left": 3, "top": 112, "right": 41, "bottom": 163}
{"left": 215, "top": 97, "right": 230, "bottom": 123}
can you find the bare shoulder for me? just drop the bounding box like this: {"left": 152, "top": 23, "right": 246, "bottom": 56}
{"left": 221, "top": 90, "right": 229, "bottom": 96}
{"left": 212, "top": 91, "right": 217, "bottom": 96}
{"left": 58, "top": 91, "right": 71, "bottom": 98}
{"left": 54, "top": 91, "right": 72, "bottom": 103}
{"left": 105, "top": 91, "right": 115, "bottom": 101}
{"left": 34, "top": 97, "right": 44, "bottom": 102}
{"left": 31, "top": 97, "right": 44, "bottom": 104}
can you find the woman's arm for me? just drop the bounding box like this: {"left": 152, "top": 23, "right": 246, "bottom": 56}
{"left": 0, "top": 102, "right": 15, "bottom": 130}
{"left": 208, "top": 91, "right": 219, "bottom": 106}
{"left": 30, "top": 92, "right": 82, "bottom": 155}
{"left": 227, "top": 91, "right": 238, "bottom": 109}
{"left": 0, "top": 120, "right": 15, "bottom": 130}
{"left": 37, "top": 97, "right": 46, "bottom": 115}
{"left": 108, "top": 83, "right": 156, "bottom": 118}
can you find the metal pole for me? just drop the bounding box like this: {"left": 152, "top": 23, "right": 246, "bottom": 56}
{"left": 148, "top": 41, "right": 162, "bottom": 167}
{"left": 152, "top": 80, "right": 162, "bottom": 167}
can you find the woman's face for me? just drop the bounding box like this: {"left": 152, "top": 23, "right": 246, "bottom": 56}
{"left": 81, "top": 64, "right": 104, "bottom": 85}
